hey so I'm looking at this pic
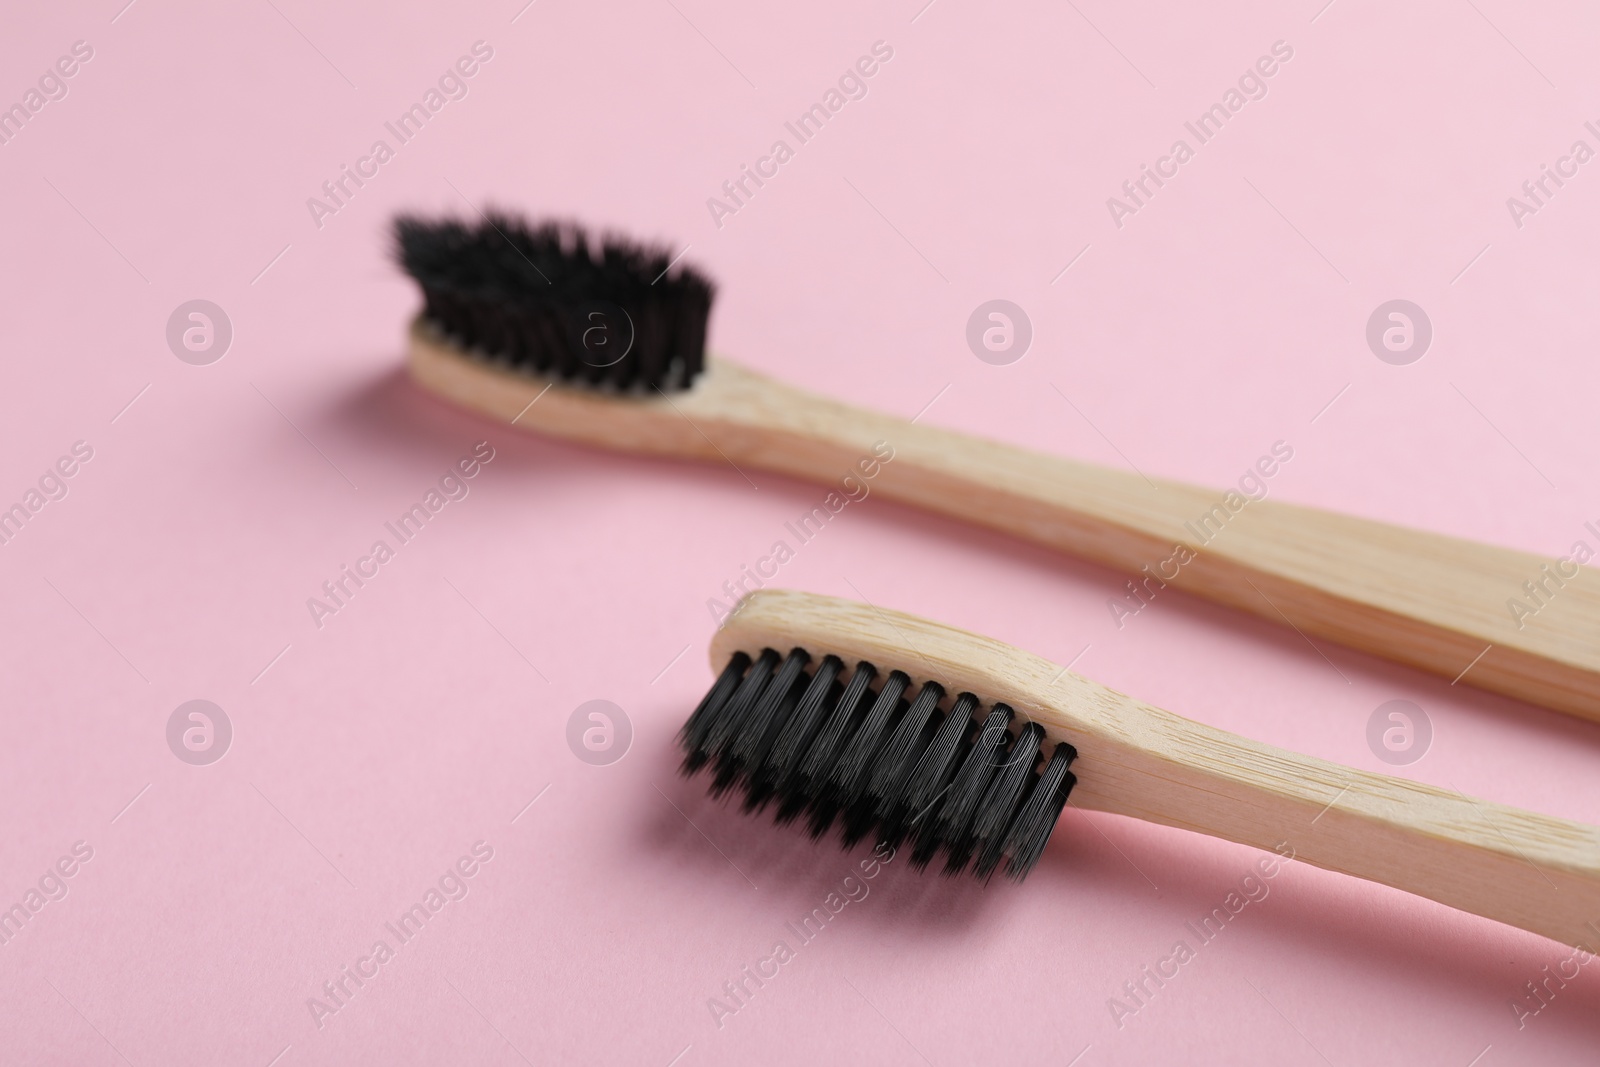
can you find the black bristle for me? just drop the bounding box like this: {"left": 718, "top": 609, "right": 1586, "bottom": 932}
{"left": 842, "top": 682, "right": 945, "bottom": 845}
{"left": 679, "top": 651, "right": 752, "bottom": 774}
{"left": 879, "top": 692, "right": 978, "bottom": 847}
{"left": 970, "top": 723, "right": 1045, "bottom": 880}
{"left": 1000, "top": 743, "right": 1078, "bottom": 880}
{"left": 712, "top": 649, "right": 810, "bottom": 796}
{"left": 393, "top": 212, "right": 715, "bottom": 392}
{"left": 776, "top": 662, "right": 876, "bottom": 826}
{"left": 677, "top": 654, "right": 1080, "bottom": 883}
{"left": 916, "top": 705, "right": 1014, "bottom": 873}
{"left": 745, "top": 656, "right": 843, "bottom": 811}
{"left": 690, "top": 649, "right": 779, "bottom": 774}
{"left": 810, "top": 671, "right": 910, "bottom": 839}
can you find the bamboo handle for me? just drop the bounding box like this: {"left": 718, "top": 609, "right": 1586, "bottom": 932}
{"left": 408, "top": 323, "right": 1600, "bottom": 722}
{"left": 715, "top": 590, "right": 1600, "bottom": 950}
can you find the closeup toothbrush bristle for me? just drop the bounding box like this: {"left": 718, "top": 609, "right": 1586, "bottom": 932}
{"left": 393, "top": 212, "right": 714, "bottom": 392}
{"left": 679, "top": 649, "right": 1079, "bottom": 882}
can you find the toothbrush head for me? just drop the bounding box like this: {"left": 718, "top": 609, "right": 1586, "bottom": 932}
{"left": 680, "top": 639, "right": 1078, "bottom": 882}
{"left": 394, "top": 212, "right": 714, "bottom": 392}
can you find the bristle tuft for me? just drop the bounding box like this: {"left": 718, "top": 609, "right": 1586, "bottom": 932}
{"left": 678, "top": 650, "right": 1079, "bottom": 882}
{"left": 394, "top": 212, "right": 714, "bottom": 392}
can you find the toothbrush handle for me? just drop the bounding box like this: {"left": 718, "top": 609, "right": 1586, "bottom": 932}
{"left": 696, "top": 361, "right": 1600, "bottom": 723}
{"left": 1071, "top": 694, "right": 1600, "bottom": 952}
{"left": 409, "top": 329, "right": 1600, "bottom": 723}
{"left": 721, "top": 589, "right": 1600, "bottom": 950}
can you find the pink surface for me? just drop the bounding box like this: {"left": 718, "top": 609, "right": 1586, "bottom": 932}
{"left": 2, "top": 0, "right": 1598, "bottom": 1063}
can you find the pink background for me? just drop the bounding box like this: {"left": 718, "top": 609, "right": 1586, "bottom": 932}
{"left": 2, "top": 0, "right": 1599, "bottom": 1063}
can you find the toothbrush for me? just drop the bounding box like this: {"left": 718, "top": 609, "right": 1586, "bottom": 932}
{"left": 680, "top": 588, "right": 1600, "bottom": 949}
{"left": 394, "top": 213, "right": 1600, "bottom": 724}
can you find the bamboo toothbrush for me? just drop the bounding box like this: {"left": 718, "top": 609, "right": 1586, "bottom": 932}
{"left": 394, "top": 213, "right": 1600, "bottom": 724}
{"left": 680, "top": 588, "right": 1600, "bottom": 949}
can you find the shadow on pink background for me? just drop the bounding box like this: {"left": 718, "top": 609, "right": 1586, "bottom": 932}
{"left": 1, "top": 0, "right": 1598, "bottom": 1063}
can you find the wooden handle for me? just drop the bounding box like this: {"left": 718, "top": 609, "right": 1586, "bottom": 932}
{"left": 409, "top": 322, "right": 1600, "bottom": 722}
{"left": 713, "top": 589, "right": 1600, "bottom": 949}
